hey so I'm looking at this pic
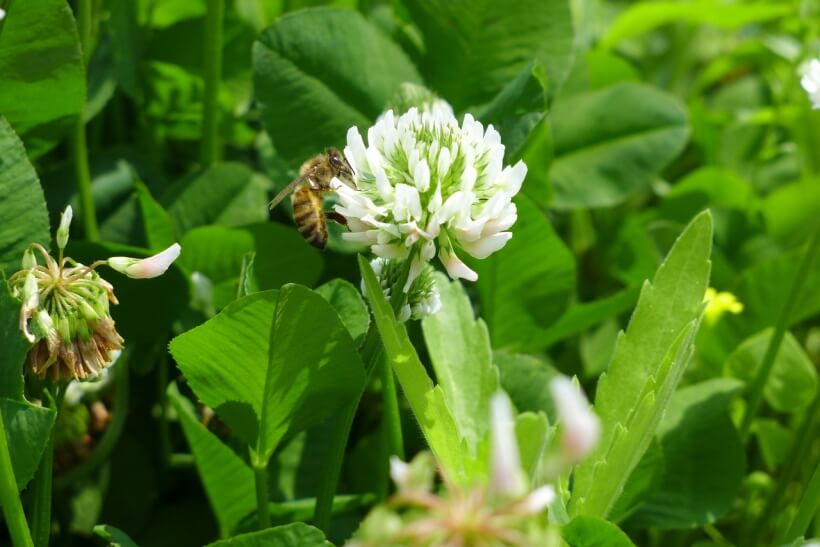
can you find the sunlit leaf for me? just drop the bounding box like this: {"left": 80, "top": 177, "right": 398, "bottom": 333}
{"left": 570, "top": 211, "right": 713, "bottom": 518}
{"left": 549, "top": 83, "right": 688, "bottom": 209}
{"left": 169, "top": 286, "right": 366, "bottom": 464}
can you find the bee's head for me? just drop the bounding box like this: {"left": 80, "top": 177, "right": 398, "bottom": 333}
{"left": 327, "top": 148, "right": 355, "bottom": 183}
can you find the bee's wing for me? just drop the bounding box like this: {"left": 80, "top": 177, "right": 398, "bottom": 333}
{"left": 268, "top": 176, "right": 307, "bottom": 210}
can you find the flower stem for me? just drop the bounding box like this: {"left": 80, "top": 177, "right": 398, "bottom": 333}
{"left": 739, "top": 226, "right": 820, "bottom": 440}
{"left": 253, "top": 464, "right": 270, "bottom": 530}
{"left": 0, "top": 402, "right": 34, "bottom": 547}
{"left": 750, "top": 385, "right": 820, "bottom": 544}
{"left": 71, "top": 0, "right": 98, "bottom": 241}
{"left": 380, "top": 357, "right": 404, "bottom": 461}
{"left": 55, "top": 357, "right": 130, "bottom": 488}
{"left": 313, "top": 327, "right": 383, "bottom": 533}
{"left": 30, "top": 386, "right": 64, "bottom": 547}
{"left": 782, "top": 462, "right": 820, "bottom": 544}
{"left": 200, "top": 0, "right": 224, "bottom": 166}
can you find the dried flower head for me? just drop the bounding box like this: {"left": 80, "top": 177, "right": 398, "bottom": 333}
{"left": 334, "top": 106, "right": 526, "bottom": 284}
{"left": 9, "top": 207, "right": 181, "bottom": 382}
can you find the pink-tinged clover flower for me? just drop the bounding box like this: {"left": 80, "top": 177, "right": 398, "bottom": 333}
{"left": 108, "top": 243, "right": 181, "bottom": 279}
{"left": 549, "top": 376, "right": 600, "bottom": 463}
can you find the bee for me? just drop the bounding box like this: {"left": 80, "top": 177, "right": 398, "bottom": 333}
{"left": 268, "top": 148, "right": 355, "bottom": 250}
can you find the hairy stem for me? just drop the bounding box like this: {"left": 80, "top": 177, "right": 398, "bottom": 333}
{"left": 0, "top": 402, "right": 34, "bottom": 547}
{"left": 200, "top": 0, "right": 224, "bottom": 166}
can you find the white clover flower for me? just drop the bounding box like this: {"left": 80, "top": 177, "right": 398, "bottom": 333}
{"left": 801, "top": 59, "right": 820, "bottom": 109}
{"left": 334, "top": 107, "right": 525, "bottom": 284}
{"left": 0, "top": 8, "right": 6, "bottom": 21}
{"left": 549, "top": 376, "right": 600, "bottom": 463}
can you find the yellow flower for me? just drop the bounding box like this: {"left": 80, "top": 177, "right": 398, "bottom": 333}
{"left": 704, "top": 287, "right": 744, "bottom": 325}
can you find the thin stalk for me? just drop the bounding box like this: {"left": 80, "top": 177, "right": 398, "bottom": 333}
{"left": 55, "top": 358, "right": 130, "bottom": 488}
{"left": 380, "top": 357, "right": 404, "bottom": 461}
{"left": 313, "top": 256, "right": 415, "bottom": 533}
{"left": 750, "top": 384, "right": 820, "bottom": 544}
{"left": 782, "top": 463, "right": 820, "bottom": 544}
{"left": 72, "top": 0, "right": 98, "bottom": 240}
{"left": 253, "top": 465, "right": 270, "bottom": 530}
{"left": 200, "top": 0, "right": 224, "bottom": 166}
{"left": 30, "top": 386, "right": 64, "bottom": 547}
{"left": 0, "top": 402, "right": 34, "bottom": 547}
{"left": 740, "top": 227, "right": 820, "bottom": 440}
{"left": 313, "top": 328, "right": 383, "bottom": 532}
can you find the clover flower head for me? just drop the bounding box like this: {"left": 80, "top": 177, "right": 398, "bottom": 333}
{"left": 365, "top": 257, "right": 441, "bottom": 322}
{"left": 9, "top": 207, "right": 181, "bottom": 382}
{"left": 0, "top": 7, "right": 6, "bottom": 21}
{"left": 334, "top": 107, "right": 526, "bottom": 285}
{"left": 349, "top": 394, "right": 559, "bottom": 547}
{"left": 801, "top": 59, "right": 820, "bottom": 109}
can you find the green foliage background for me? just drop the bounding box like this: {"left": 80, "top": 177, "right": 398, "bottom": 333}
{"left": 0, "top": 0, "right": 818, "bottom": 546}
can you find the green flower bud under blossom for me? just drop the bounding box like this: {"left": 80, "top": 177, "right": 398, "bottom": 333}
{"left": 9, "top": 207, "right": 181, "bottom": 382}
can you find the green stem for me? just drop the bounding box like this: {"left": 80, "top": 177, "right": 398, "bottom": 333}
{"left": 750, "top": 384, "right": 820, "bottom": 544}
{"left": 30, "top": 386, "right": 64, "bottom": 547}
{"left": 253, "top": 465, "right": 270, "bottom": 530}
{"left": 200, "top": 0, "right": 224, "bottom": 166}
{"left": 313, "top": 328, "right": 383, "bottom": 532}
{"left": 0, "top": 402, "right": 34, "bottom": 547}
{"left": 380, "top": 357, "right": 404, "bottom": 461}
{"left": 739, "top": 227, "right": 820, "bottom": 440}
{"left": 782, "top": 463, "right": 820, "bottom": 544}
{"left": 313, "top": 256, "right": 416, "bottom": 533}
{"left": 72, "top": 0, "right": 98, "bottom": 241}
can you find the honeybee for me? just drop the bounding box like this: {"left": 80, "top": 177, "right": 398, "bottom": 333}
{"left": 268, "top": 148, "right": 355, "bottom": 250}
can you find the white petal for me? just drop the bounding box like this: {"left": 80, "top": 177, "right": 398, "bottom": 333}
{"left": 57, "top": 205, "right": 73, "bottom": 250}
{"left": 549, "top": 376, "right": 601, "bottom": 463}
{"left": 390, "top": 456, "right": 411, "bottom": 489}
{"left": 108, "top": 243, "right": 181, "bottom": 279}
{"left": 393, "top": 184, "right": 422, "bottom": 222}
{"left": 489, "top": 392, "right": 525, "bottom": 497}
{"left": 413, "top": 158, "right": 430, "bottom": 192}
{"left": 503, "top": 160, "right": 528, "bottom": 196}
{"left": 439, "top": 243, "right": 477, "bottom": 282}
{"left": 437, "top": 146, "right": 451, "bottom": 180}
{"left": 0, "top": 8, "right": 6, "bottom": 21}
{"left": 345, "top": 126, "right": 368, "bottom": 174}
{"left": 459, "top": 232, "right": 512, "bottom": 259}
{"left": 521, "top": 486, "right": 556, "bottom": 514}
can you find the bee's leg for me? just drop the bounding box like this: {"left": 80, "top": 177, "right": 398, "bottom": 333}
{"left": 326, "top": 212, "right": 348, "bottom": 227}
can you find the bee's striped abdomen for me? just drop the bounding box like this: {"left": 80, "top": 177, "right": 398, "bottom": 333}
{"left": 292, "top": 185, "right": 328, "bottom": 250}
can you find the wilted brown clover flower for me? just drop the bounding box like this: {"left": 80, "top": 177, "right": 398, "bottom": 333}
{"left": 8, "top": 206, "right": 181, "bottom": 382}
